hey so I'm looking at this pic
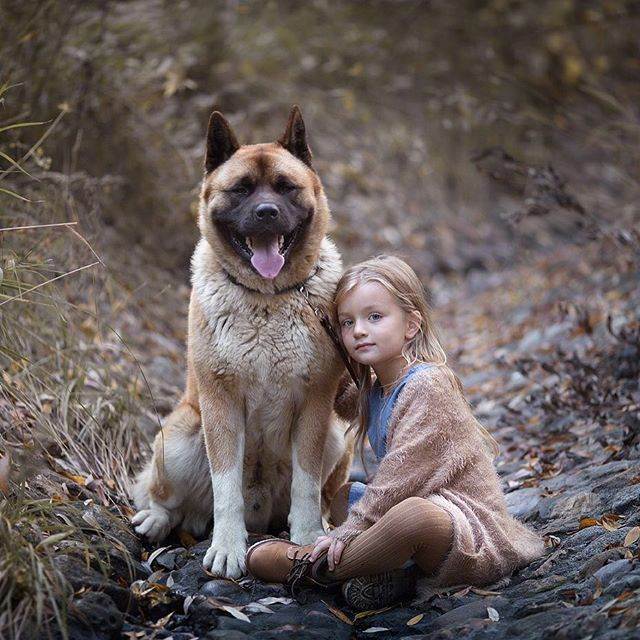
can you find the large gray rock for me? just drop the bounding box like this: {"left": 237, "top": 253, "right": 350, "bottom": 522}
{"left": 52, "top": 555, "right": 132, "bottom": 612}
{"left": 70, "top": 591, "right": 123, "bottom": 639}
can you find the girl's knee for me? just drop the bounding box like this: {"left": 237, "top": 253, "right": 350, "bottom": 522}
{"left": 387, "top": 498, "right": 453, "bottom": 561}
{"left": 391, "top": 496, "right": 431, "bottom": 517}
{"left": 390, "top": 497, "right": 451, "bottom": 530}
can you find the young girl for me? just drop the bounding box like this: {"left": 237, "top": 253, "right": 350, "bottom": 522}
{"left": 245, "top": 255, "right": 546, "bottom": 609}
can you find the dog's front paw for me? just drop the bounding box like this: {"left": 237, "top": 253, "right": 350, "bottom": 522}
{"left": 290, "top": 524, "right": 326, "bottom": 546}
{"left": 131, "top": 508, "right": 171, "bottom": 542}
{"left": 203, "top": 530, "right": 248, "bottom": 579}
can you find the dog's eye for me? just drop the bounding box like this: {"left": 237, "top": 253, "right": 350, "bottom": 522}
{"left": 274, "top": 179, "right": 299, "bottom": 194}
{"left": 228, "top": 183, "right": 250, "bottom": 196}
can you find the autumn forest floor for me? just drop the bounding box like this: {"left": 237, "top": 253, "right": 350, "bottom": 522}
{"left": 1, "top": 2, "right": 640, "bottom": 639}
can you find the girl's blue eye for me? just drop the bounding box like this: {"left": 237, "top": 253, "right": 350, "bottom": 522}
{"left": 341, "top": 319, "right": 353, "bottom": 328}
{"left": 369, "top": 313, "right": 382, "bottom": 321}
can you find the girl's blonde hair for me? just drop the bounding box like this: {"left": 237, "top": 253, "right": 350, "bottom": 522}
{"left": 332, "top": 255, "right": 500, "bottom": 461}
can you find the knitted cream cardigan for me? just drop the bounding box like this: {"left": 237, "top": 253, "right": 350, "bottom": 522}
{"left": 330, "top": 365, "right": 546, "bottom": 587}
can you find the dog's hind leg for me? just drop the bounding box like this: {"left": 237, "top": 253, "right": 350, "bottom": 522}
{"left": 131, "top": 400, "right": 212, "bottom": 542}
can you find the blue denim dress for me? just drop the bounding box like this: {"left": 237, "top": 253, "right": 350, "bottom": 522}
{"left": 348, "top": 363, "right": 436, "bottom": 508}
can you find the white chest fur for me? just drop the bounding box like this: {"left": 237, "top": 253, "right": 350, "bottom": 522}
{"left": 191, "top": 238, "right": 343, "bottom": 441}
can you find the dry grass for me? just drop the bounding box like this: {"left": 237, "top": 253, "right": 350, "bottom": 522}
{"left": 0, "top": 93, "right": 159, "bottom": 637}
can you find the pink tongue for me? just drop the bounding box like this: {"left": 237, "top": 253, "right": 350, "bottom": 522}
{"left": 250, "top": 236, "right": 285, "bottom": 279}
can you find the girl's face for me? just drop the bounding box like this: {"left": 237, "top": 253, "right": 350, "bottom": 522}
{"left": 337, "top": 281, "right": 420, "bottom": 369}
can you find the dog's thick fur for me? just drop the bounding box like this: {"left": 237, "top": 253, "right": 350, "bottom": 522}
{"left": 131, "top": 107, "right": 353, "bottom": 579}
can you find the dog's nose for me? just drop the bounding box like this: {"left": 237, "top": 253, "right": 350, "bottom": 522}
{"left": 255, "top": 203, "right": 279, "bottom": 220}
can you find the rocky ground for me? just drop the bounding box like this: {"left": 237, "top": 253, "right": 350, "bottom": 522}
{"left": 44, "top": 236, "right": 639, "bottom": 640}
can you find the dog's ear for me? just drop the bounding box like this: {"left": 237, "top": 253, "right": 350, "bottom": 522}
{"left": 205, "top": 111, "right": 240, "bottom": 173}
{"left": 278, "top": 105, "right": 313, "bottom": 169}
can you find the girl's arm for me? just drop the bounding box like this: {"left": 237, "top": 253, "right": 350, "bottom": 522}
{"left": 329, "top": 369, "right": 478, "bottom": 543}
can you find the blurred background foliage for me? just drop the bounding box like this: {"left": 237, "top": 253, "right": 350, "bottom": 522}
{"left": 2, "top": 0, "right": 639, "bottom": 272}
{"left": 0, "top": 0, "right": 639, "bottom": 637}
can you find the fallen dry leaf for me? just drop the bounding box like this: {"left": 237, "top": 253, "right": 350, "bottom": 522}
{"left": 221, "top": 605, "right": 251, "bottom": 623}
{"left": 579, "top": 517, "right": 599, "bottom": 530}
{"left": 151, "top": 611, "right": 174, "bottom": 628}
{"left": 407, "top": 613, "right": 424, "bottom": 625}
{"left": 0, "top": 454, "right": 10, "bottom": 494}
{"left": 470, "top": 586, "right": 503, "bottom": 596}
{"left": 61, "top": 471, "right": 86, "bottom": 486}
{"left": 257, "top": 597, "right": 294, "bottom": 606}
{"left": 178, "top": 530, "right": 198, "bottom": 548}
{"left": 143, "top": 545, "right": 172, "bottom": 571}
{"left": 601, "top": 513, "right": 624, "bottom": 532}
{"left": 244, "top": 602, "right": 274, "bottom": 614}
{"left": 322, "top": 600, "right": 353, "bottom": 625}
{"left": 623, "top": 526, "right": 639, "bottom": 547}
{"left": 487, "top": 606, "right": 500, "bottom": 621}
{"left": 353, "top": 606, "right": 393, "bottom": 620}
{"left": 593, "top": 577, "right": 603, "bottom": 600}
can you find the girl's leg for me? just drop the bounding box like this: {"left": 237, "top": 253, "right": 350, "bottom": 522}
{"left": 329, "top": 482, "right": 353, "bottom": 526}
{"left": 330, "top": 496, "right": 453, "bottom": 581}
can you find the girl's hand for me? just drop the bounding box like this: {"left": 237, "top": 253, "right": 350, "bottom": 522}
{"left": 309, "top": 535, "right": 345, "bottom": 571}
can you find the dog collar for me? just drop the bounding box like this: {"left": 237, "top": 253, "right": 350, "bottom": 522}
{"left": 221, "top": 265, "right": 320, "bottom": 295}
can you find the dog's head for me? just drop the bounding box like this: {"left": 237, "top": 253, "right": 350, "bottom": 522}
{"left": 198, "top": 106, "right": 331, "bottom": 288}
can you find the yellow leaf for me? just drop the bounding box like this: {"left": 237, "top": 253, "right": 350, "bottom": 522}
{"left": 322, "top": 601, "right": 353, "bottom": 625}
{"left": 623, "top": 526, "right": 640, "bottom": 547}
{"left": 62, "top": 471, "right": 86, "bottom": 486}
{"left": 579, "top": 517, "right": 599, "bottom": 530}
{"left": 353, "top": 606, "right": 392, "bottom": 620}
{"left": 407, "top": 613, "right": 424, "bottom": 626}
{"left": 563, "top": 55, "right": 584, "bottom": 85}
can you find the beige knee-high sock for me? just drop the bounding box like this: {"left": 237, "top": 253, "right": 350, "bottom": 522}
{"left": 330, "top": 497, "right": 453, "bottom": 580}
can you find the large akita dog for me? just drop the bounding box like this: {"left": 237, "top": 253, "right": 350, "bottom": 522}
{"left": 131, "top": 106, "right": 353, "bottom": 579}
